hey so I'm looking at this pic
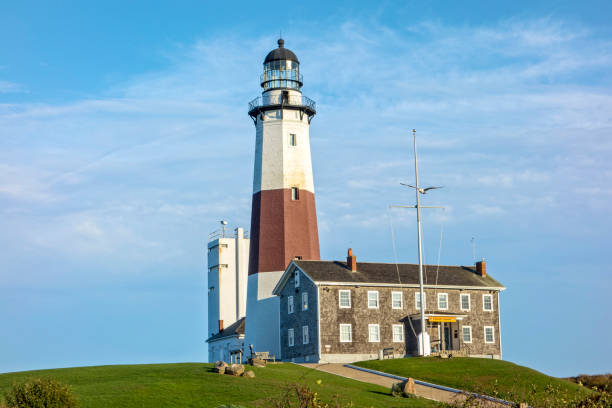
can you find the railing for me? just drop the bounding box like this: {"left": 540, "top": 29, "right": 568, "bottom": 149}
{"left": 429, "top": 344, "right": 471, "bottom": 357}
{"left": 248, "top": 94, "right": 316, "bottom": 113}
{"left": 208, "top": 229, "right": 249, "bottom": 240}
{"left": 430, "top": 349, "right": 469, "bottom": 357}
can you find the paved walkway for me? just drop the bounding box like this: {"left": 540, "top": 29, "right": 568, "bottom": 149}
{"left": 299, "top": 363, "right": 508, "bottom": 407}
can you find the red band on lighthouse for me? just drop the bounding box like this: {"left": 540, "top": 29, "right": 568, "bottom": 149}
{"left": 249, "top": 188, "right": 320, "bottom": 275}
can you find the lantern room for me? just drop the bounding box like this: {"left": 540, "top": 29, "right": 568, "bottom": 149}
{"left": 261, "top": 39, "right": 303, "bottom": 91}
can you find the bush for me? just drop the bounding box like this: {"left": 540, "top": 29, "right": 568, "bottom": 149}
{"left": 3, "top": 378, "right": 78, "bottom": 408}
{"left": 390, "top": 382, "right": 403, "bottom": 397}
{"left": 265, "top": 383, "right": 353, "bottom": 408}
{"left": 569, "top": 374, "right": 612, "bottom": 393}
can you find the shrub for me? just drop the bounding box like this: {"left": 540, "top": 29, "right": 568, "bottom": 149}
{"left": 265, "top": 383, "right": 353, "bottom": 408}
{"left": 3, "top": 378, "right": 78, "bottom": 408}
{"left": 390, "top": 382, "right": 403, "bottom": 397}
{"left": 569, "top": 375, "right": 612, "bottom": 393}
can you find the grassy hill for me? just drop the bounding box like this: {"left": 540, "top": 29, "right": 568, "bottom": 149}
{"left": 0, "top": 363, "right": 435, "bottom": 408}
{"left": 355, "top": 357, "right": 592, "bottom": 407}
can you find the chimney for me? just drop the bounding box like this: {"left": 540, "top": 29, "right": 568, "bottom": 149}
{"left": 347, "top": 248, "right": 357, "bottom": 272}
{"left": 218, "top": 319, "right": 224, "bottom": 332}
{"left": 476, "top": 259, "right": 486, "bottom": 277}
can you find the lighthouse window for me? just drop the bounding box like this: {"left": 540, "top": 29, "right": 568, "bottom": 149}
{"left": 291, "top": 187, "right": 299, "bottom": 200}
{"left": 289, "top": 133, "right": 297, "bottom": 146}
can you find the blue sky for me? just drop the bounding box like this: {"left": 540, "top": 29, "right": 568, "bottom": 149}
{"left": 1, "top": 1, "right": 611, "bottom": 377}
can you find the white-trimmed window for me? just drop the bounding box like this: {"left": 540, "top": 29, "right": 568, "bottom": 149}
{"left": 368, "top": 291, "right": 379, "bottom": 309}
{"left": 291, "top": 187, "right": 299, "bottom": 200}
{"left": 460, "top": 293, "right": 471, "bottom": 311}
{"left": 438, "top": 293, "right": 448, "bottom": 310}
{"left": 288, "top": 328, "right": 294, "bottom": 347}
{"left": 302, "top": 292, "right": 308, "bottom": 311}
{"left": 294, "top": 270, "right": 300, "bottom": 287}
{"left": 288, "top": 296, "right": 294, "bottom": 314}
{"left": 339, "top": 290, "right": 351, "bottom": 308}
{"left": 289, "top": 133, "right": 297, "bottom": 146}
{"left": 484, "top": 326, "right": 495, "bottom": 344}
{"left": 339, "top": 324, "right": 352, "bottom": 342}
{"left": 368, "top": 324, "right": 380, "bottom": 342}
{"left": 415, "top": 292, "right": 427, "bottom": 310}
{"left": 483, "top": 294, "right": 493, "bottom": 311}
{"left": 392, "top": 292, "right": 403, "bottom": 309}
{"left": 392, "top": 324, "right": 404, "bottom": 342}
{"left": 302, "top": 326, "right": 309, "bottom": 345}
{"left": 462, "top": 326, "right": 472, "bottom": 343}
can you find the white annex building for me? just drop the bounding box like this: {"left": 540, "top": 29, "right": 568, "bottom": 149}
{"left": 206, "top": 225, "right": 249, "bottom": 363}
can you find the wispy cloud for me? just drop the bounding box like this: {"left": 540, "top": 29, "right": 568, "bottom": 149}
{"left": 0, "top": 16, "right": 611, "bottom": 286}
{"left": 0, "top": 80, "right": 24, "bottom": 94}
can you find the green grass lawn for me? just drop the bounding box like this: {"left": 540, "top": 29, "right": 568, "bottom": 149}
{"left": 355, "top": 357, "right": 592, "bottom": 407}
{"left": 0, "top": 363, "right": 436, "bottom": 408}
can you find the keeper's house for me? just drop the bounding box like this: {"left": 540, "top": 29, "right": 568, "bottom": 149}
{"left": 272, "top": 249, "right": 505, "bottom": 364}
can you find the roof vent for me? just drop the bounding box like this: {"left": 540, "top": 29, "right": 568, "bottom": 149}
{"left": 476, "top": 259, "right": 486, "bottom": 277}
{"left": 347, "top": 248, "right": 357, "bottom": 272}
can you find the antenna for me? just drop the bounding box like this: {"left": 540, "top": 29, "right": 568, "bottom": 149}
{"left": 471, "top": 237, "right": 476, "bottom": 264}
{"left": 220, "top": 220, "right": 228, "bottom": 238}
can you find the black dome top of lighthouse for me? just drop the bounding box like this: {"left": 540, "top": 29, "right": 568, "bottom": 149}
{"left": 264, "top": 39, "right": 299, "bottom": 64}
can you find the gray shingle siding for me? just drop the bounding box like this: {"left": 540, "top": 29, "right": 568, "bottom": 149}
{"left": 319, "top": 285, "right": 501, "bottom": 358}
{"left": 276, "top": 260, "right": 504, "bottom": 362}
{"left": 279, "top": 268, "right": 319, "bottom": 362}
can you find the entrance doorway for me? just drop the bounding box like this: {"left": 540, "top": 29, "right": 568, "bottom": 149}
{"left": 443, "top": 324, "right": 452, "bottom": 350}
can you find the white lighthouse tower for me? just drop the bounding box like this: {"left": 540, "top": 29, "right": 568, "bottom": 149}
{"left": 243, "top": 39, "right": 320, "bottom": 359}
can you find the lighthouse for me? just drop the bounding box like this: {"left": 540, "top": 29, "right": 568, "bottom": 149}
{"left": 243, "top": 39, "right": 320, "bottom": 359}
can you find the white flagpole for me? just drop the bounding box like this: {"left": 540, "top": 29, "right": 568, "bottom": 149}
{"left": 413, "top": 129, "right": 426, "bottom": 356}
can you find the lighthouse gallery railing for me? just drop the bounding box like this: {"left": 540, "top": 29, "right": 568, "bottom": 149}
{"left": 248, "top": 94, "right": 316, "bottom": 112}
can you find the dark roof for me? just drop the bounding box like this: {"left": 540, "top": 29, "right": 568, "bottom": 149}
{"left": 264, "top": 38, "right": 299, "bottom": 64}
{"left": 293, "top": 260, "right": 504, "bottom": 289}
{"left": 206, "top": 317, "right": 245, "bottom": 343}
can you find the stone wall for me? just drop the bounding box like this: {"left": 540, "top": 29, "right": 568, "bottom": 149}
{"left": 318, "top": 285, "right": 501, "bottom": 360}
{"left": 279, "top": 267, "right": 319, "bottom": 362}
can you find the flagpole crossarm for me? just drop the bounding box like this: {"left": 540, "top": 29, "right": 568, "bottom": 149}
{"left": 389, "top": 205, "right": 446, "bottom": 209}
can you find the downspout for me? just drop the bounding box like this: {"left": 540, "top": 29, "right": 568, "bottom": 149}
{"left": 317, "top": 284, "right": 322, "bottom": 362}
{"left": 497, "top": 291, "right": 503, "bottom": 359}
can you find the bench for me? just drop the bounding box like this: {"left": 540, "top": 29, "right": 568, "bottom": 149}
{"left": 254, "top": 351, "right": 275, "bottom": 362}
{"left": 382, "top": 347, "right": 394, "bottom": 359}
